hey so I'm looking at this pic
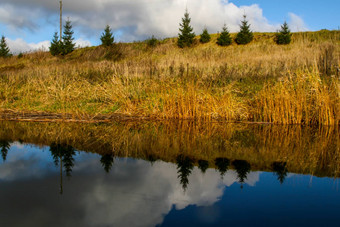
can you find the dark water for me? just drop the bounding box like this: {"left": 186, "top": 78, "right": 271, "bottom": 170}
{"left": 0, "top": 121, "right": 339, "bottom": 227}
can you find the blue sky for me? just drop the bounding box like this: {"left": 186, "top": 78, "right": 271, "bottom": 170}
{"left": 230, "top": 0, "right": 340, "bottom": 31}
{"left": 0, "top": 0, "right": 339, "bottom": 53}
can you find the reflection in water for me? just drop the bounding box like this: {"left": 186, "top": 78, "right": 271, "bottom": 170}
{"left": 232, "top": 160, "right": 251, "bottom": 188}
{"left": 272, "top": 161, "right": 288, "bottom": 184}
{"left": 0, "top": 121, "right": 338, "bottom": 178}
{"left": 0, "top": 120, "right": 339, "bottom": 227}
{"left": 0, "top": 140, "right": 11, "bottom": 162}
{"left": 176, "top": 155, "right": 194, "bottom": 191}
{"left": 50, "top": 143, "right": 76, "bottom": 178}
{"left": 215, "top": 158, "right": 230, "bottom": 177}
{"left": 0, "top": 144, "right": 339, "bottom": 227}
{"left": 50, "top": 143, "right": 76, "bottom": 194}
{"left": 198, "top": 160, "right": 209, "bottom": 173}
{"left": 100, "top": 153, "right": 115, "bottom": 173}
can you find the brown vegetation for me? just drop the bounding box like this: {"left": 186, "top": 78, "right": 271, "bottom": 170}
{"left": 0, "top": 31, "right": 339, "bottom": 124}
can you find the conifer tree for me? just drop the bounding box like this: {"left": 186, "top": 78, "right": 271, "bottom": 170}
{"left": 216, "top": 24, "right": 232, "bottom": 46}
{"left": 177, "top": 9, "right": 195, "bottom": 48}
{"left": 146, "top": 35, "right": 158, "bottom": 48}
{"left": 100, "top": 25, "right": 115, "bottom": 46}
{"left": 200, "top": 28, "right": 211, "bottom": 43}
{"left": 50, "top": 32, "right": 62, "bottom": 56}
{"left": 61, "top": 20, "right": 75, "bottom": 55}
{"left": 235, "top": 15, "right": 253, "bottom": 45}
{"left": 275, "top": 22, "right": 292, "bottom": 45}
{"left": 0, "top": 36, "right": 11, "bottom": 57}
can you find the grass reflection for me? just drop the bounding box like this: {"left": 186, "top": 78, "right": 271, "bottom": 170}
{"left": 0, "top": 121, "right": 339, "bottom": 179}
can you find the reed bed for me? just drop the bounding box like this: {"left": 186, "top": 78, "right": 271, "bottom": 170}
{"left": 0, "top": 31, "right": 339, "bottom": 124}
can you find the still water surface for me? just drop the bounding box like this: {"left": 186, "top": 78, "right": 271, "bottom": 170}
{"left": 0, "top": 121, "right": 339, "bottom": 227}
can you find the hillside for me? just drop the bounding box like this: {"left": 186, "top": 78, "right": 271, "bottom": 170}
{"left": 0, "top": 30, "right": 339, "bottom": 125}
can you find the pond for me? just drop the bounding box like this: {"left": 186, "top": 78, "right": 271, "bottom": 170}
{"left": 0, "top": 121, "right": 339, "bottom": 227}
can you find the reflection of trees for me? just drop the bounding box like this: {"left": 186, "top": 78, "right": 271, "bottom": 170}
{"left": 100, "top": 153, "right": 114, "bottom": 173}
{"left": 176, "top": 155, "right": 194, "bottom": 191}
{"left": 232, "top": 160, "right": 251, "bottom": 188}
{"left": 198, "top": 160, "right": 209, "bottom": 173}
{"left": 50, "top": 143, "right": 76, "bottom": 195}
{"left": 272, "top": 162, "right": 288, "bottom": 184}
{"left": 146, "top": 154, "right": 158, "bottom": 166}
{"left": 215, "top": 158, "right": 230, "bottom": 177}
{"left": 0, "top": 140, "right": 11, "bottom": 162}
{"left": 50, "top": 143, "right": 76, "bottom": 177}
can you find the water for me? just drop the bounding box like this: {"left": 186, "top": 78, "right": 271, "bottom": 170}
{"left": 0, "top": 121, "right": 339, "bottom": 227}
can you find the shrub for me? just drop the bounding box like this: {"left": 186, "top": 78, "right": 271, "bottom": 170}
{"left": 146, "top": 35, "right": 159, "bottom": 48}
{"left": 200, "top": 28, "right": 211, "bottom": 43}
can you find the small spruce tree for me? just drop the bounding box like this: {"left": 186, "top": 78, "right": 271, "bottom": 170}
{"left": 275, "top": 22, "right": 292, "bottom": 45}
{"left": 0, "top": 36, "right": 11, "bottom": 58}
{"left": 200, "top": 28, "right": 211, "bottom": 43}
{"left": 146, "top": 35, "right": 158, "bottom": 48}
{"left": 61, "top": 20, "right": 75, "bottom": 55}
{"left": 216, "top": 24, "right": 232, "bottom": 46}
{"left": 49, "top": 32, "right": 62, "bottom": 56}
{"left": 235, "top": 15, "right": 253, "bottom": 45}
{"left": 100, "top": 25, "right": 115, "bottom": 46}
{"left": 177, "top": 9, "right": 195, "bottom": 48}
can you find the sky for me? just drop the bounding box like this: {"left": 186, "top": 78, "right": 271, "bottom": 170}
{"left": 0, "top": 0, "right": 339, "bottom": 54}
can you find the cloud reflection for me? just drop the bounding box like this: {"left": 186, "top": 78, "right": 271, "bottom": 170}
{"left": 0, "top": 146, "right": 259, "bottom": 227}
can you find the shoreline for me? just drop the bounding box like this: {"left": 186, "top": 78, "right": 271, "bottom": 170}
{"left": 0, "top": 110, "right": 150, "bottom": 123}
{"left": 1, "top": 109, "right": 338, "bottom": 125}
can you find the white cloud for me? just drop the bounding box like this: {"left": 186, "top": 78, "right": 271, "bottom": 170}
{"left": 288, "top": 13, "right": 308, "bottom": 31}
{"left": 74, "top": 38, "right": 91, "bottom": 48}
{"left": 0, "top": 0, "right": 308, "bottom": 43}
{"left": 6, "top": 37, "right": 91, "bottom": 54}
{"left": 7, "top": 38, "right": 50, "bottom": 54}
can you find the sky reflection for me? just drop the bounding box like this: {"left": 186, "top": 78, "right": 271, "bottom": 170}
{"left": 0, "top": 143, "right": 339, "bottom": 227}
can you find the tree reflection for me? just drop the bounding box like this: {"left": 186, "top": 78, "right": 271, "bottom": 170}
{"left": 100, "top": 153, "right": 115, "bottom": 173}
{"left": 146, "top": 154, "right": 158, "bottom": 166}
{"left": 0, "top": 140, "right": 11, "bottom": 162}
{"left": 215, "top": 158, "right": 230, "bottom": 178}
{"left": 50, "top": 143, "right": 76, "bottom": 178}
{"left": 176, "top": 155, "right": 194, "bottom": 191}
{"left": 272, "top": 162, "right": 288, "bottom": 184}
{"left": 198, "top": 160, "right": 209, "bottom": 174}
{"left": 232, "top": 160, "right": 251, "bottom": 188}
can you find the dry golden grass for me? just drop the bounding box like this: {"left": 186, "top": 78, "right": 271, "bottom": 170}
{"left": 0, "top": 31, "right": 339, "bottom": 124}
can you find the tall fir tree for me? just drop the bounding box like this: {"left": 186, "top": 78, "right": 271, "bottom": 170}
{"left": 49, "top": 32, "right": 62, "bottom": 56}
{"left": 177, "top": 9, "right": 195, "bottom": 48}
{"left": 61, "top": 20, "right": 75, "bottom": 55}
{"left": 235, "top": 15, "right": 253, "bottom": 45}
{"left": 275, "top": 22, "right": 292, "bottom": 45}
{"left": 0, "top": 36, "right": 11, "bottom": 57}
{"left": 100, "top": 25, "right": 115, "bottom": 46}
{"left": 200, "top": 28, "right": 211, "bottom": 43}
{"left": 216, "top": 24, "right": 232, "bottom": 46}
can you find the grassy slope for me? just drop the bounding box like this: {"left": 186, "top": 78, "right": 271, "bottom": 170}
{"left": 0, "top": 30, "right": 339, "bottom": 124}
